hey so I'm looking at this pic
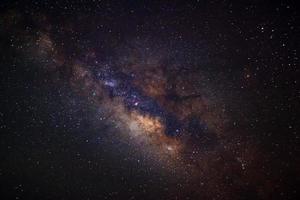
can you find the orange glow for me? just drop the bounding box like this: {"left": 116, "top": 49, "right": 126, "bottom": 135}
{"left": 132, "top": 112, "right": 164, "bottom": 134}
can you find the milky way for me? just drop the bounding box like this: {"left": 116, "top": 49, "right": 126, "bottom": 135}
{"left": 1, "top": 1, "right": 299, "bottom": 200}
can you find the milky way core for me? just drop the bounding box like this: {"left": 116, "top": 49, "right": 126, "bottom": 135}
{"left": 1, "top": 1, "right": 299, "bottom": 200}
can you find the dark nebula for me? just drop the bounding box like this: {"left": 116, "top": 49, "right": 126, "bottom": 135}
{"left": 0, "top": 1, "right": 299, "bottom": 199}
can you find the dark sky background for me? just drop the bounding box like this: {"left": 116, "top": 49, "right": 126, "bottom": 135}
{"left": 0, "top": 1, "right": 299, "bottom": 199}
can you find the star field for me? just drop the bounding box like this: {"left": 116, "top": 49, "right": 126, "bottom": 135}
{"left": 0, "top": 1, "right": 299, "bottom": 199}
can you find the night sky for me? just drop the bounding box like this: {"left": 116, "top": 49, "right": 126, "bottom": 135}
{"left": 0, "top": 1, "right": 299, "bottom": 199}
